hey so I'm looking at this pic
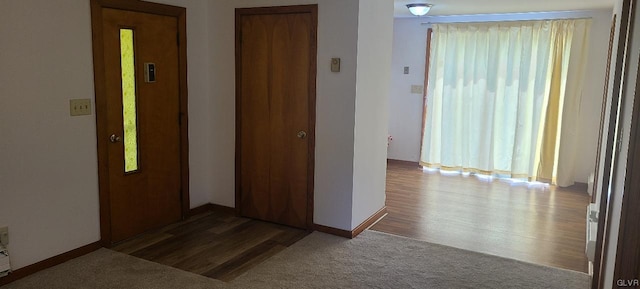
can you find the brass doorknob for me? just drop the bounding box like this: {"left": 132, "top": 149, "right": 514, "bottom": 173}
{"left": 297, "top": 131, "right": 307, "bottom": 139}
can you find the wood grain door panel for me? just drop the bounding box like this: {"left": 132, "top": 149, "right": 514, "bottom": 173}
{"left": 102, "top": 8, "right": 182, "bottom": 242}
{"left": 237, "top": 6, "right": 317, "bottom": 229}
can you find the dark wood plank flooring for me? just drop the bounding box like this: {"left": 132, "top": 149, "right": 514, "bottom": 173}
{"left": 113, "top": 160, "right": 588, "bottom": 279}
{"left": 112, "top": 210, "right": 309, "bottom": 282}
{"left": 371, "top": 160, "right": 590, "bottom": 273}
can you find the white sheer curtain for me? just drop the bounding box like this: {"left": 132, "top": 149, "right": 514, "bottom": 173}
{"left": 420, "top": 19, "right": 590, "bottom": 183}
{"left": 555, "top": 20, "right": 591, "bottom": 186}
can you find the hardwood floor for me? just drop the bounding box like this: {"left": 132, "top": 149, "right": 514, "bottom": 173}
{"left": 112, "top": 160, "right": 589, "bottom": 280}
{"left": 372, "top": 160, "right": 590, "bottom": 273}
{"left": 112, "top": 210, "right": 309, "bottom": 282}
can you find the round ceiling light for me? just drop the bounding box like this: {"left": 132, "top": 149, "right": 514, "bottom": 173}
{"left": 406, "top": 3, "right": 433, "bottom": 16}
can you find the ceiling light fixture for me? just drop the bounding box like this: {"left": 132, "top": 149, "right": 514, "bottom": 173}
{"left": 406, "top": 3, "right": 433, "bottom": 16}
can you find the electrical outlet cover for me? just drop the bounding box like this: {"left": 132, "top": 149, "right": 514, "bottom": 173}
{"left": 0, "top": 247, "right": 10, "bottom": 276}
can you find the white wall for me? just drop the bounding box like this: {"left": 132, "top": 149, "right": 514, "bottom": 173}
{"left": 576, "top": 10, "right": 617, "bottom": 183}
{"left": 388, "top": 10, "right": 613, "bottom": 184}
{"left": 0, "top": 0, "right": 212, "bottom": 270}
{"left": 0, "top": 0, "right": 100, "bottom": 270}
{"left": 312, "top": 0, "right": 359, "bottom": 230}
{"left": 351, "top": 0, "right": 394, "bottom": 228}
{"left": 207, "top": 0, "right": 361, "bottom": 230}
{"left": 387, "top": 18, "right": 427, "bottom": 162}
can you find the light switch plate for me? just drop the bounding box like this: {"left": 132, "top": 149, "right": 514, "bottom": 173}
{"left": 70, "top": 99, "right": 92, "bottom": 116}
{"left": 411, "top": 85, "right": 424, "bottom": 94}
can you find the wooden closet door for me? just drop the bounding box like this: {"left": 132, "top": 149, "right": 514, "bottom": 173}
{"left": 236, "top": 6, "right": 317, "bottom": 229}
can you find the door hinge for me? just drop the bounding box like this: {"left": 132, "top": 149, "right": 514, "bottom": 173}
{"left": 177, "top": 32, "right": 180, "bottom": 46}
{"left": 178, "top": 113, "right": 182, "bottom": 126}
{"left": 239, "top": 31, "right": 242, "bottom": 44}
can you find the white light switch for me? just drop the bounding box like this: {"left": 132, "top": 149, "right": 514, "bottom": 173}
{"left": 411, "top": 85, "right": 424, "bottom": 94}
{"left": 70, "top": 99, "right": 92, "bottom": 116}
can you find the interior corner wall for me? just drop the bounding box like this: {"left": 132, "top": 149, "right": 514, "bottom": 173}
{"left": 387, "top": 18, "right": 429, "bottom": 162}
{"left": 576, "top": 9, "right": 617, "bottom": 184}
{"left": 149, "top": 0, "right": 214, "bottom": 209}
{"left": 0, "top": 0, "right": 212, "bottom": 270}
{"left": 388, "top": 10, "right": 613, "bottom": 184}
{"left": 208, "top": 0, "right": 360, "bottom": 230}
{"left": 206, "top": 0, "right": 236, "bottom": 207}
{"left": 351, "top": 0, "right": 394, "bottom": 229}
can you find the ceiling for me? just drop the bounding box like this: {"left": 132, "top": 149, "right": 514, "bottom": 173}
{"left": 394, "top": 0, "right": 615, "bottom": 18}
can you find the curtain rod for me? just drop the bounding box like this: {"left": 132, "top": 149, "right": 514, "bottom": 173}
{"left": 420, "top": 17, "right": 592, "bottom": 25}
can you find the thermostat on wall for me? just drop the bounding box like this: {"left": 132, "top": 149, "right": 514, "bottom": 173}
{"left": 331, "top": 58, "right": 341, "bottom": 72}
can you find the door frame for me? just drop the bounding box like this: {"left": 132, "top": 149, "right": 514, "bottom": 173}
{"left": 610, "top": 0, "right": 640, "bottom": 284}
{"left": 234, "top": 5, "right": 318, "bottom": 229}
{"left": 591, "top": 0, "right": 633, "bottom": 287}
{"left": 89, "top": 0, "right": 190, "bottom": 246}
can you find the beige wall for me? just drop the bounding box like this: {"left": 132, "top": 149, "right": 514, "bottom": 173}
{"left": 0, "top": 0, "right": 101, "bottom": 270}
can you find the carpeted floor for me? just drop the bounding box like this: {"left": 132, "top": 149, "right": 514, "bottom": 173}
{"left": 3, "top": 230, "right": 589, "bottom": 289}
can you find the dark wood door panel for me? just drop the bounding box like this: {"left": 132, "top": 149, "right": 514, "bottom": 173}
{"left": 236, "top": 6, "right": 317, "bottom": 229}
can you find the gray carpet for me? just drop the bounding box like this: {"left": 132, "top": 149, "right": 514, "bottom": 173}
{"left": 3, "top": 230, "right": 589, "bottom": 289}
{"left": 2, "top": 248, "right": 225, "bottom": 289}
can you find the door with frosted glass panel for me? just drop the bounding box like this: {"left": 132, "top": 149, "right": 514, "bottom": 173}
{"left": 101, "top": 8, "right": 182, "bottom": 242}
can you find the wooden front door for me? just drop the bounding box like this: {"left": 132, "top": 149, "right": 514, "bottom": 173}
{"left": 91, "top": 1, "right": 189, "bottom": 244}
{"left": 236, "top": 5, "right": 317, "bottom": 229}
